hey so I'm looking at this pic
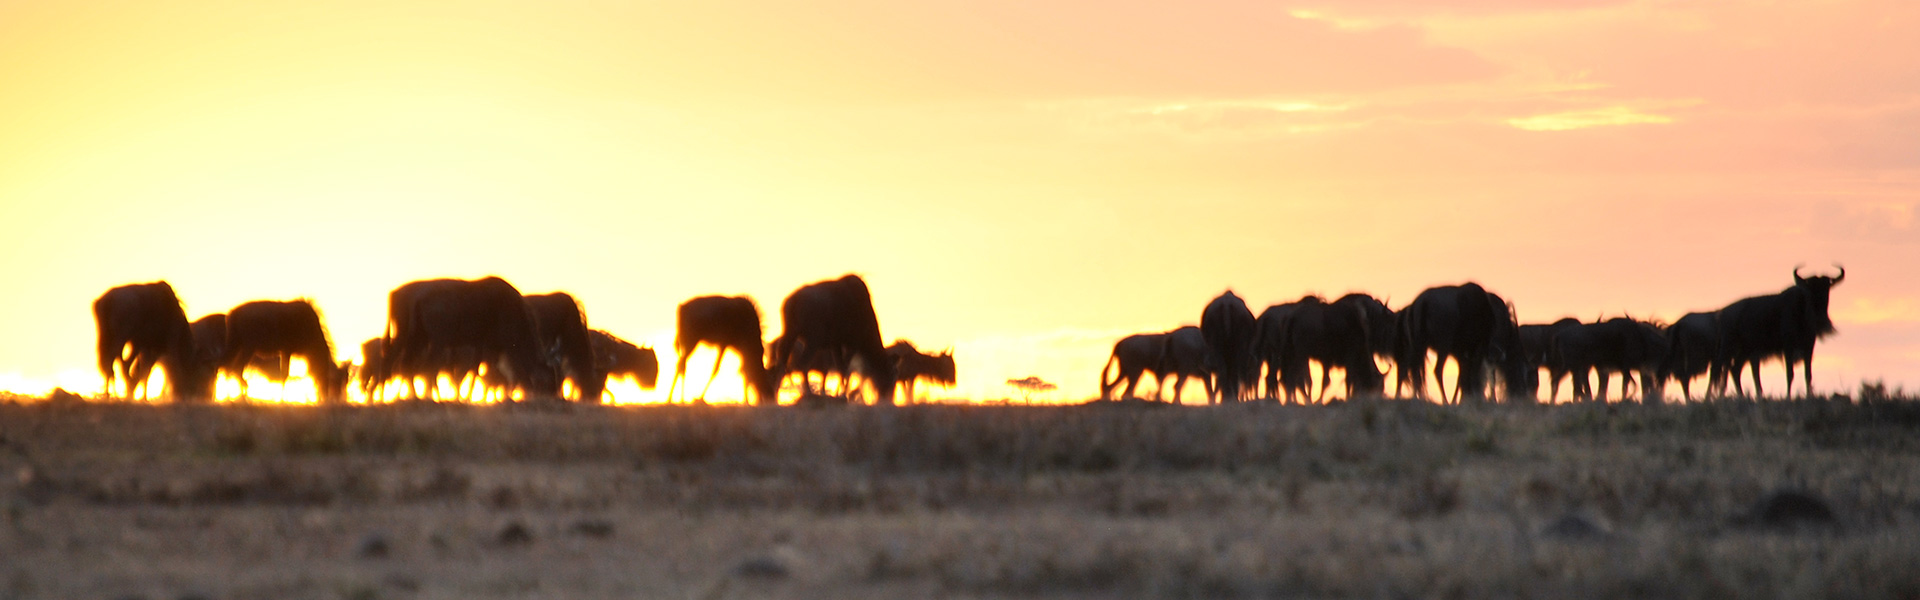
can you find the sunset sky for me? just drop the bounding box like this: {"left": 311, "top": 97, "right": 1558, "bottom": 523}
{"left": 1, "top": 0, "right": 1915, "bottom": 402}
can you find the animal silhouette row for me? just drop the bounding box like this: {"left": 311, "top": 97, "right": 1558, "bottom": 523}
{"left": 92, "top": 274, "right": 956, "bottom": 405}
{"left": 1101, "top": 266, "right": 1845, "bottom": 404}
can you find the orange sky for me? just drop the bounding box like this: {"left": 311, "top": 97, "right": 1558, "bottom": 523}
{"left": 1, "top": 0, "right": 1915, "bottom": 402}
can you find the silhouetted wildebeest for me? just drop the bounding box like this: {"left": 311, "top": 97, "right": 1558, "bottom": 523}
{"left": 1396, "top": 282, "right": 1532, "bottom": 403}
{"left": 524, "top": 292, "right": 604, "bottom": 403}
{"left": 388, "top": 277, "right": 560, "bottom": 401}
{"left": 1341, "top": 293, "right": 1399, "bottom": 363}
{"left": 1660, "top": 311, "right": 1720, "bottom": 401}
{"left": 1549, "top": 317, "right": 1669, "bottom": 403}
{"left": 381, "top": 278, "right": 468, "bottom": 399}
{"left": 94, "top": 281, "right": 211, "bottom": 401}
{"left": 1519, "top": 317, "right": 1582, "bottom": 401}
{"left": 1712, "top": 266, "right": 1844, "bottom": 398}
{"left": 1100, "top": 332, "right": 1168, "bottom": 401}
{"left": 1155, "top": 326, "right": 1215, "bottom": 404}
{"left": 187, "top": 313, "right": 230, "bottom": 394}
{"left": 668, "top": 295, "right": 777, "bottom": 404}
{"left": 359, "top": 337, "right": 388, "bottom": 399}
{"left": 590, "top": 329, "right": 659, "bottom": 401}
{"left": 196, "top": 312, "right": 327, "bottom": 399}
{"left": 1279, "top": 294, "right": 1386, "bottom": 401}
{"left": 887, "top": 340, "right": 955, "bottom": 403}
{"left": 772, "top": 274, "right": 897, "bottom": 405}
{"left": 1201, "top": 291, "right": 1258, "bottom": 403}
{"left": 222, "top": 299, "right": 349, "bottom": 404}
{"left": 1254, "top": 301, "right": 1305, "bottom": 402}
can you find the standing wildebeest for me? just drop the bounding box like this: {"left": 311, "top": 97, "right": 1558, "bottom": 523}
{"left": 1661, "top": 312, "right": 1719, "bottom": 401}
{"left": 524, "top": 292, "right": 604, "bottom": 403}
{"left": 1201, "top": 291, "right": 1258, "bottom": 403}
{"left": 1100, "top": 332, "right": 1168, "bottom": 401}
{"left": 1519, "top": 318, "right": 1582, "bottom": 401}
{"left": 1254, "top": 301, "right": 1305, "bottom": 402}
{"left": 1396, "top": 282, "right": 1532, "bottom": 403}
{"left": 1549, "top": 317, "right": 1669, "bottom": 403}
{"left": 668, "top": 295, "right": 777, "bottom": 404}
{"left": 590, "top": 329, "right": 659, "bottom": 401}
{"left": 223, "top": 299, "right": 349, "bottom": 404}
{"left": 94, "top": 282, "right": 212, "bottom": 401}
{"left": 1712, "top": 266, "right": 1844, "bottom": 398}
{"left": 887, "top": 340, "right": 956, "bottom": 403}
{"left": 1279, "top": 294, "right": 1386, "bottom": 401}
{"left": 772, "top": 274, "right": 898, "bottom": 405}
{"left": 390, "top": 277, "right": 560, "bottom": 401}
{"left": 1155, "top": 326, "right": 1215, "bottom": 405}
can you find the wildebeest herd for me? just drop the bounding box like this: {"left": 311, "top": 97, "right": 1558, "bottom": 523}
{"left": 94, "top": 266, "right": 1839, "bottom": 406}
{"left": 1102, "top": 266, "right": 1846, "bottom": 404}
{"left": 92, "top": 274, "right": 957, "bottom": 405}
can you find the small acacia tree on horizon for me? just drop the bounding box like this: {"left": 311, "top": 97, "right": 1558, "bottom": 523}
{"left": 1006, "top": 376, "right": 1056, "bottom": 404}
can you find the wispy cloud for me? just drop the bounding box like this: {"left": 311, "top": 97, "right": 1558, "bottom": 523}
{"left": 1506, "top": 106, "right": 1675, "bottom": 131}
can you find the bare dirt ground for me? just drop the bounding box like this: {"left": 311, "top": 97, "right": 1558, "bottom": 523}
{"left": 2, "top": 396, "right": 1919, "bottom": 600}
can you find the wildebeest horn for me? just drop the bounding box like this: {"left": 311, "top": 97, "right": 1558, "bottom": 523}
{"left": 1794, "top": 264, "right": 1806, "bottom": 284}
{"left": 1833, "top": 263, "right": 1845, "bottom": 283}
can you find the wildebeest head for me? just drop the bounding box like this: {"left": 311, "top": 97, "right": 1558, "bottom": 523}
{"left": 1793, "top": 264, "right": 1844, "bottom": 337}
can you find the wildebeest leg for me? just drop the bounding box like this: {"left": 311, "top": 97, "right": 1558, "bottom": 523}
{"left": 1597, "top": 370, "right": 1611, "bottom": 403}
{"left": 1264, "top": 361, "right": 1280, "bottom": 401}
{"left": 1749, "top": 361, "right": 1764, "bottom": 399}
{"left": 1784, "top": 357, "right": 1797, "bottom": 399}
{"left": 1316, "top": 362, "right": 1331, "bottom": 403}
{"left": 668, "top": 348, "right": 694, "bottom": 404}
{"left": 1801, "top": 350, "right": 1815, "bottom": 398}
{"left": 98, "top": 340, "right": 122, "bottom": 398}
{"left": 696, "top": 347, "right": 727, "bottom": 401}
{"left": 278, "top": 354, "right": 293, "bottom": 399}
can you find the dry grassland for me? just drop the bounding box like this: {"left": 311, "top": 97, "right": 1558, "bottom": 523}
{"left": 2, "top": 395, "right": 1919, "bottom": 599}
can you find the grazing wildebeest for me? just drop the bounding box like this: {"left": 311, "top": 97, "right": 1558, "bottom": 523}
{"left": 771, "top": 275, "right": 897, "bottom": 405}
{"left": 1341, "top": 293, "right": 1399, "bottom": 370}
{"left": 1549, "top": 317, "right": 1670, "bottom": 403}
{"left": 94, "top": 282, "right": 210, "bottom": 401}
{"left": 1155, "top": 326, "right": 1215, "bottom": 405}
{"left": 188, "top": 314, "right": 230, "bottom": 392}
{"left": 1279, "top": 294, "right": 1386, "bottom": 401}
{"left": 590, "top": 329, "right": 659, "bottom": 401}
{"left": 1712, "top": 266, "right": 1844, "bottom": 398}
{"left": 1254, "top": 301, "right": 1305, "bottom": 402}
{"left": 1100, "top": 332, "right": 1168, "bottom": 401}
{"left": 196, "top": 312, "right": 330, "bottom": 400}
{"left": 1396, "top": 282, "right": 1532, "bottom": 403}
{"left": 1660, "top": 312, "right": 1719, "bottom": 401}
{"left": 1519, "top": 318, "right": 1582, "bottom": 401}
{"left": 390, "top": 277, "right": 560, "bottom": 401}
{"left": 668, "top": 295, "right": 777, "bottom": 404}
{"left": 223, "top": 299, "right": 349, "bottom": 404}
{"left": 381, "top": 278, "right": 469, "bottom": 399}
{"left": 359, "top": 337, "right": 388, "bottom": 400}
{"left": 524, "top": 292, "right": 604, "bottom": 403}
{"left": 1201, "top": 291, "right": 1258, "bottom": 403}
{"left": 887, "top": 340, "right": 956, "bottom": 403}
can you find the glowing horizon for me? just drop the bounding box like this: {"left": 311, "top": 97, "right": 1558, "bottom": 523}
{"left": 1, "top": 0, "right": 1915, "bottom": 403}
